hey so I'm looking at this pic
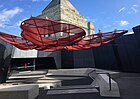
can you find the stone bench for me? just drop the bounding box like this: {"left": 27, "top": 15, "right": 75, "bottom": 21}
{"left": 0, "top": 84, "right": 39, "bottom": 99}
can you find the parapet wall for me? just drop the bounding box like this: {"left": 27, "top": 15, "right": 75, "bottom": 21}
{"left": 0, "top": 40, "right": 13, "bottom": 83}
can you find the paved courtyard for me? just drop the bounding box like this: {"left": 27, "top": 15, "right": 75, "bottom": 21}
{"left": 3, "top": 69, "right": 140, "bottom": 99}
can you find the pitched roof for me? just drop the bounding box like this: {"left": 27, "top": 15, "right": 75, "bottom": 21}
{"left": 42, "top": 0, "right": 77, "bottom": 13}
{"left": 42, "top": 0, "right": 60, "bottom": 12}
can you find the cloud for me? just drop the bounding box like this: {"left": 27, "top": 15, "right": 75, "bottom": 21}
{"left": 131, "top": 7, "right": 138, "bottom": 13}
{"left": 133, "top": 5, "right": 138, "bottom": 7}
{"left": 127, "top": 4, "right": 139, "bottom": 14}
{"left": 0, "top": 7, "right": 23, "bottom": 28}
{"left": 118, "top": 7, "right": 126, "bottom": 13}
{"left": 119, "top": 20, "right": 129, "bottom": 26}
{"left": 119, "top": 5, "right": 139, "bottom": 14}
{"left": 131, "top": 5, "right": 139, "bottom": 13}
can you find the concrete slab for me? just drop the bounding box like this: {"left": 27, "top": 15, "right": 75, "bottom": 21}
{"left": 0, "top": 84, "right": 39, "bottom": 99}
{"left": 47, "top": 88, "right": 99, "bottom": 95}
{"left": 45, "top": 76, "right": 86, "bottom": 80}
{"left": 94, "top": 68, "right": 120, "bottom": 78}
{"left": 18, "top": 70, "right": 47, "bottom": 76}
{"left": 8, "top": 75, "right": 45, "bottom": 79}
{"left": 94, "top": 74, "right": 120, "bottom": 97}
{"left": 47, "top": 68, "right": 120, "bottom": 78}
{"left": 47, "top": 68, "right": 92, "bottom": 76}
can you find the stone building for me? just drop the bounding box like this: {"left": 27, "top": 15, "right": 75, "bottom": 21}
{"left": 38, "top": 0, "right": 95, "bottom": 35}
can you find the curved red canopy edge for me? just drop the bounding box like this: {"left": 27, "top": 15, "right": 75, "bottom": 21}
{"left": 0, "top": 17, "right": 128, "bottom": 52}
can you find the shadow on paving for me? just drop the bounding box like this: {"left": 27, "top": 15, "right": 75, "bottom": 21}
{"left": 102, "top": 73, "right": 140, "bottom": 99}
{"left": 62, "top": 76, "right": 92, "bottom": 86}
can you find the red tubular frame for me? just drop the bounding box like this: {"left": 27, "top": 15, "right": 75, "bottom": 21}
{"left": 0, "top": 17, "right": 128, "bottom": 52}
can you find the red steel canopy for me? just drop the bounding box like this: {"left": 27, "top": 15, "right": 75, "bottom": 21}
{"left": 0, "top": 17, "right": 128, "bottom": 52}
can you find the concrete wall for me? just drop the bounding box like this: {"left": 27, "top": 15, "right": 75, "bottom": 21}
{"left": 93, "top": 43, "right": 119, "bottom": 70}
{"left": 0, "top": 40, "right": 13, "bottom": 83}
{"left": 133, "top": 25, "right": 140, "bottom": 48}
{"left": 61, "top": 25, "right": 140, "bottom": 72}
{"left": 61, "top": 49, "right": 95, "bottom": 69}
{"left": 12, "top": 47, "right": 37, "bottom": 58}
{"left": 92, "top": 34, "right": 140, "bottom": 72}
{"left": 61, "top": 50, "right": 74, "bottom": 69}
{"left": 115, "top": 35, "right": 140, "bottom": 72}
{"left": 37, "top": 51, "right": 62, "bottom": 69}
{"left": 73, "top": 49, "right": 95, "bottom": 68}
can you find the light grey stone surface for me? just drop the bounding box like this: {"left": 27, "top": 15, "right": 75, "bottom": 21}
{"left": 47, "top": 68, "right": 94, "bottom": 76}
{"left": 12, "top": 47, "right": 37, "bottom": 58}
{"left": 93, "top": 74, "right": 120, "bottom": 97}
{"left": 0, "top": 84, "right": 39, "bottom": 99}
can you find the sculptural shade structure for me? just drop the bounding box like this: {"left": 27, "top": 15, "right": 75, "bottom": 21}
{"left": 0, "top": 17, "right": 128, "bottom": 52}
